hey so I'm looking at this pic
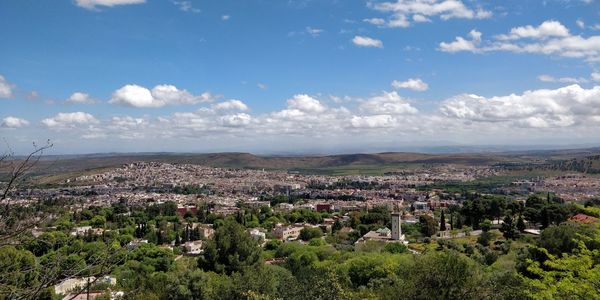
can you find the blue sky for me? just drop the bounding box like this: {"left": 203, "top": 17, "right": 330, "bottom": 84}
{"left": 1, "top": 0, "right": 600, "bottom": 154}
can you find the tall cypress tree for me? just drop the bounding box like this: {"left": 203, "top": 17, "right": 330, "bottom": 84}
{"left": 440, "top": 210, "right": 447, "bottom": 231}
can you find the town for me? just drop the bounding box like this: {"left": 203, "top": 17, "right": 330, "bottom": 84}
{"left": 2, "top": 158, "right": 600, "bottom": 299}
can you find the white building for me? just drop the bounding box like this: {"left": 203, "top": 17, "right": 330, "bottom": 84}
{"left": 184, "top": 240, "right": 204, "bottom": 255}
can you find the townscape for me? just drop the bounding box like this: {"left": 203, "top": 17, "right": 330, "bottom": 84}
{"left": 2, "top": 155, "right": 600, "bottom": 299}
{"left": 2, "top": 0, "right": 600, "bottom": 299}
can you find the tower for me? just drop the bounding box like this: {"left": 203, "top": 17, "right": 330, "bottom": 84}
{"left": 391, "top": 212, "right": 402, "bottom": 240}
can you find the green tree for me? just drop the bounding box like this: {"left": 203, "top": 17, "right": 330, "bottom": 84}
{"left": 299, "top": 227, "right": 323, "bottom": 241}
{"left": 419, "top": 215, "right": 438, "bottom": 237}
{"left": 383, "top": 242, "right": 408, "bottom": 254}
{"left": 199, "top": 219, "right": 262, "bottom": 274}
{"left": 439, "top": 210, "right": 447, "bottom": 231}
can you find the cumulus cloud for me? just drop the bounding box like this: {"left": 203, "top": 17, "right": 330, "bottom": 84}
{"left": 439, "top": 29, "right": 482, "bottom": 52}
{"left": 495, "top": 20, "right": 570, "bottom": 40}
{"left": 352, "top": 35, "right": 383, "bottom": 48}
{"left": 66, "top": 92, "right": 95, "bottom": 104}
{"left": 41, "top": 112, "right": 99, "bottom": 130}
{"left": 439, "top": 20, "right": 600, "bottom": 62}
{"left": 286, "top": 94, "right": 326, "bottom": 113}
{"left": 75, "top": 0, "right": 145, "bottom": 10}
{"left": 109, "top": 84, "right": 214, "bottom": 108}
{"left": 358, "top": 91, "right": 418, "bottom": 115}
{"left": 0, "top": 75, "right": 14, "bottom": 98}
{"left": 351, "top": 115, "right": 397, "bottom": 128}
{"left": 220, "top": 113, "right": 252, "bottom": 127}
{"left": 440, "top": 84, "right": 600, "bottom": 128}
{"left": 366, "top": 0, "right": 491, "bottom": 28}
{"left": 212, "top": 100, "right": 249, "bottom": 111}
{"left": 1, "top": 116, "right": 29, "bottom": 128}
{"left": 392, "top": 78, "right": 429, "bottom": 91}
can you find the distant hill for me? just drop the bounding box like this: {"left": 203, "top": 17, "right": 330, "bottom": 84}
{"left": 4, "top": 147, "right": 600, "bottom": 179}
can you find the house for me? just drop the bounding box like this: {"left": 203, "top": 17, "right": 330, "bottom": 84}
{"left": 55, "top": 276, "right": 116, "bottom": 296}
{"left": 177, "top": 205, "right": 198, "bottom": 217}
{"left": 316, "top": 203, "right": 334, "bottom": 213}
{"left": 249, "top": 228, "right": 266, "bottom": 243}
{"left": 127, "top": 239, "right": 148, "bottom": 250}
{"left": 198, "top": 225, "right": 215, "bottom": 240}
{"left": 276, "top": 203, "right": 294, "bottom": 211}
{"left": 70, "top": 226, "right": 92, "bottom": 236}
{"left": 184, "top": 240, "right": 203, "bottom": 255}
{"left": 272, "top": 224, "right": 303, "bottom": 240}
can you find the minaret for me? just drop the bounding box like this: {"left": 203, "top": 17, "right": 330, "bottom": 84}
{"left": 391, "top": 212, "right": 402, "bottom": 240}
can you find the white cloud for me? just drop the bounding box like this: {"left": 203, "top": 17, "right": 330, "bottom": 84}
{"left": 220, "top": 113, "right": 252, "bottom": 127}
{"left": 440, "top": 84, "right": 600, "bottom": 128}
{"left": 363, "top": 18, "right": 386, "bottom": 26}
{"left": 286, "top": 94, "right": 326, "bottom": 113}
{"left": 538, "top": 74, "right": 588, "bottom": 84}
{"left": 257, "top": 83, "right": 268, "bottom": 90}
{"left": 222, "top": 15, "right": 231, "bottom": 21}
{"left": 496, "top": 20, "right": 570, "bottom": 40}
{"left": 75, "top": 0, "right": 145, "bottom": 10}
{"left": 306, "top": 27, "right": 324, "bottom": 37}
{"left": 439, "top": 20, "right": 600, "bottom": 62}
{"left": 66, "top": 92, "right": 95, "bottom": 104}
{"left": 576, "top": 19, "right": 585, "bottom": 29}
{"left": 41, "top": 112, "right": 99, "bottom": 130}
{"left": 367, "top": 0, "right": 491, "bottom": 28}
{"left": 352, "top": 35, "right": 383, "bottom": 48}
{"left": 359, "top": 91, "right": 418, "bottom": 115}
{"left": 392, "top": 78, "right": 429, "bottom": 91}
{"left": 172, "top": 1, "right": 200, "bottom": 13}
{"left": 439, "top": 29, "right": 482, "bottom": 52}
{"left": 109, "top": 84, "right": 214, "bottom": 108}
{"left": 213, "top": 100, "right": 249, "bottom": 111}
{"left": 351, "top": 115, "right": 397, "bottom": 128}
{"left": 1, "top": 117, "right": 29, "bottom": 128}
{"left": 0, "top": 75, "right": 14, "bottom": 98}
{"left": 412, "top": 14, "right": 431, "bottom": 23}
{"left": 592, "top": 72, "right": 600, "bottom": 82}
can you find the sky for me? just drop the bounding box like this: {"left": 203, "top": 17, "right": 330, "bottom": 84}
{"left": 1, "top": 0, "right": 600, "bottom": 155}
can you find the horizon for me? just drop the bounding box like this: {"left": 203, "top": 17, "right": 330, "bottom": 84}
{"left": 2, "top": 0, "right": 600, "bottom": 154}
{"left": 17, "top": 143, "right": 600, "bottom": 157}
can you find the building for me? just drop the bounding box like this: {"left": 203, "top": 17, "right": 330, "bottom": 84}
{"left": 195, "top": 225, "right": 215, "bottom": 240}
{"left": 272, "top": 224, "right": 303, "bottom": 240}
{"left": 391, "top": 212, "right": 402, "bottom": 240}
{"left": 184, "top": 240, "right": 203, "bottom": 255}
{"left": 355, "top": 213, "right": 408, "bottom": 247}
{"left": 55, "top": 276, "right": 116, "bottom": 296}
{"left": 249, "top": 228, "right": 266, "bottom": 243}
{"left": 316, "top": 203, "right": 334, "bottom": 213}
{"left": 70, "top": 226, "right": 92, "bottom": 236}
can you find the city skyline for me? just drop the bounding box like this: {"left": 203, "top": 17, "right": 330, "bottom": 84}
{"left": 1, "top": 0, "right": 600, "bottom": 154}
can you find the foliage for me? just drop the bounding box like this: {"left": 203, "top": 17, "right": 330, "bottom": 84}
{"left": 199, "top": 219, "right": 262, "bottom": 275}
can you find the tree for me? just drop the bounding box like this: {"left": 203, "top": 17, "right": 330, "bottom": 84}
{"left": 331, "top": 220, "right": 342, "bottom": 233}
{"left": 439, "top": 210, "right": 447, "bottom": 231}
{"left": 500, "top": 215, "right": 519, "bottom": 240}
{"left": 383, "top": 242, "right": 408, "bottom": 254}
{"left": 480, "top": 219, "right": 492, "bottom": 232}
{"left": 199, "top": 219, "right": 262, "bottom": 274}
{"left": 419, "top": 215, "right": 438, "bottom": 237}
{"left": 299, "top": 227, "right": 323, "bottom": 241}
{"left": 516, "top": 215, "right": 526, "bottom": 232}
{"left": 536, "top": 222, "right": 597, "bottom": 256}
